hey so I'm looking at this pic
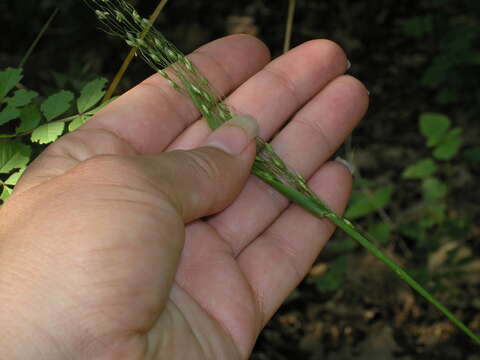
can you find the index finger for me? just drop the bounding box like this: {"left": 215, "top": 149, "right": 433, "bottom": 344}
{"left": 83, "top": 34, "right": 270, "bottom": 154}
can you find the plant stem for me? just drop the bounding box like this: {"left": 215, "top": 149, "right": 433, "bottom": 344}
{"left": 0, "top": 114, "right": 77, "bottom": 140}
{"left": 331, "top": 213, "right": 480, "bottom": 345}
{"left": 257, "top": 174, "right": 480, "bottom": 345}
{"left": 283, "top": 0, "right": 296, "bottom": 53}
{"left": 19, "top": 8, "right": 60, "bottom": 68}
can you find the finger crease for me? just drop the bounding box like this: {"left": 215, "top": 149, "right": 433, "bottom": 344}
{"left": 137, "top": 81, "right": 198, "bottom": 131}
{"left": 262, "top": 67, "right": 302, "bottom": 111}
{"left": 294, "top": 115, "right": 333, "bottom": 155}
{"left": 192, "top": 50, "right": 236, "bottom": 98}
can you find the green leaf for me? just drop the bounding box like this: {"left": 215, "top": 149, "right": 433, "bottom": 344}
{"left": 31, "top": 122, "right": 65, "bottom": 144}
{"left": 433, "top": 128, "right": 462, "bottom": 160}
{"left": 16, "top": 104, "right": 42, "bottom": 133}
{"left": 315, "top": 271, "right": 341, "bottom": 292}
{"left": 368, "top": 222, "right": 391, "bottom": 245}
{"left": 422, "top": 177, "right": 448, "bottom": 201}
{"left": 85, "top": 96, "right": 118, "bottom": 115}
{"left": 0, "top": 105, "right": 21, "bottom": 126}
{"left": 402, "top": 158, "right": 438, "bottom": 179}
{"left": 0, "top": 68, "right": 23, "bottom": 101}
{"left": 420, "top": 113, "right": 450, "bottom": 147}
{"left": 0, "top": 186, "right": 13, "bottom": 201}
{"left": 68, "top": 96, "right": 119, "bottom": 132}
{"left": 328, "top": 237, "right": 358, "bottom": 252}
{"left": 5, "top": 89, "right": 38, "bottom": 107}
{"left": 40, "top": 90, "right": 74, "bottom": 121}
{"left": 77, "top": 78, "right": 108, "bottom": 113}
{"left": 421, "top": 202, "right": 447, "bottom": 227}
{"left": 315, "top": 256, "right": 348, "bottom": 293}
{"left": 5, "top": 168, "right": 26, "bottom": 186}
{"left": 345, "top": 184, "right": 394, "bottom": 219}
{"left": 400, "top": 221, "right": 426, "bottom": 243}
{"left": 68, "top": 115, "right": 88, "bottom": 132}
{"left": 0, "top": 140, "right": 31, "bottom": 173}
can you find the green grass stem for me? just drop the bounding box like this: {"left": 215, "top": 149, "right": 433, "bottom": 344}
{"left": 19, "top": 8, "right": 59, "bottom": 68}
{"left": 256, "top": 174, "right": 480, "bottom": 345}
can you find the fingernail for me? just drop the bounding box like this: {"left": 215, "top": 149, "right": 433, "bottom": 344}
{"left": 335, "top": 156, "right": 355, "bottom": 175}
{"left": 205, "top": 115, "right": 259, "bottom": 155}
{"left": 346, "top": 59, "right": 351, "bottom": 71}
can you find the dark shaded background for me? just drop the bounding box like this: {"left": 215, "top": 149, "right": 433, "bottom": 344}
{"left": 2, "top": 0, "right": 480, "bottom": 358}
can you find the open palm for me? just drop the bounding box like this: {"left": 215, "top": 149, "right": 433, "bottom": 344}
{"left": 3, "top": 35, "right": 368, "bottom": 359}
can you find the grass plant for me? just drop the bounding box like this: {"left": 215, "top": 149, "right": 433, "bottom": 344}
{"left": 84, "top": 0, "right": 480, "bottom": 345}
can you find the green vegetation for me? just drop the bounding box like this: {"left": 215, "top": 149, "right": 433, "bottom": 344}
{"left": 1, "top": 0, "right": 479, "bottom": 357}
{"left": 0, "top": 67, "right": 110, "bottom": 199}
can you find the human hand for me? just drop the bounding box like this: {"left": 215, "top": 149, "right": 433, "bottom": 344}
{"left": 0, "top": 35, "right": 368, "bottom": 359}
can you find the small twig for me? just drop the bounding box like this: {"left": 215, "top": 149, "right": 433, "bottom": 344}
{"left": 19, "top": 8, "right": 60, "bottom": 68}
{"left": 0, "top": 114, "right": 81, "bottom": 141}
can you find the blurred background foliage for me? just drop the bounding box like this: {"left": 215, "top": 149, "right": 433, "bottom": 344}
{"left": 2, "top": 0, "right": 480, "bottom": 358}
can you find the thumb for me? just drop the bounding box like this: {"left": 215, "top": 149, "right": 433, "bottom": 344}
{"left": 152, "top": 115, "right": 258, "bottom": 222}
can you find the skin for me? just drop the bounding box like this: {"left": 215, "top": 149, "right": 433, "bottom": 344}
{"left": 0, "top": 35, "right": 368, "bottom": 359}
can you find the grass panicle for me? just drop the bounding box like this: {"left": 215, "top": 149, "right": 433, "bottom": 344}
{"left": 84, "top": 0, "right": 480, "bottom": 345}
{"left": 102, "top": 0, "right": 170, "bottom": 102}
{"left": 84, "top": 0, "right": 319, "bottom": 200}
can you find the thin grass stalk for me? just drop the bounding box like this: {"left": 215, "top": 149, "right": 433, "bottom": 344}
{"left": 283, "top": 0, "right": 296, "bottom": 53}
{"left": 19, "top": 8, "right": 59, "bottom": 68}
{"left": 84, "top": 0, "right": 480, "bottom": 345}
{"left": 262, "top": 177, "right": 480, "bottom": 345}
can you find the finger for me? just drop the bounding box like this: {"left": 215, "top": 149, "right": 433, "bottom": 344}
{"left": 209, "top": 75, "right": 369, "bottom": 254}
{"left": 237, "top": 161, "right": 353, "bottom": 325}
{"left": 15, "top": 35, "right": 269, "bottom": 193}
{"left": 166, "top": 39, "right": 349, "bottom": 150}
{"left": 133, "top": 115, "right": 258, "bottom": 223}
{"left": 12, "top": 127, "right": 139, "bottom": 194}
{"left": 83, "top": 34, "right": 270, "bottom": 154}
{"left": 2, "top": 115, "right": 258, "bottom": 345}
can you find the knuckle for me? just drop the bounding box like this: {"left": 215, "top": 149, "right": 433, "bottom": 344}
{"left": 184, "top": 149, "right": 222, "bottom": 185}
{"left": 52, "top": 128, "right": 135, "bottom": 162}
{"left": 69, "top": 154, "right": 132, "bottom": 180}
{"left": 182, "top": 149, "right": 224, "bottom": 204}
